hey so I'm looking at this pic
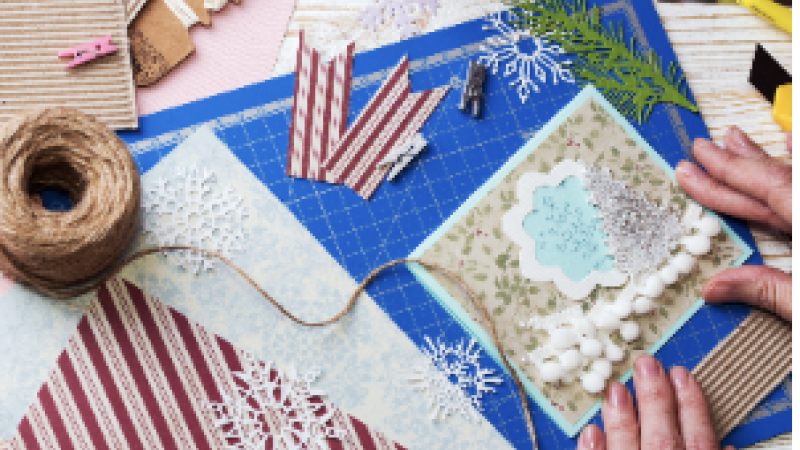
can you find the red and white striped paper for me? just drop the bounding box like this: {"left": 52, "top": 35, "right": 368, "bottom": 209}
{"left": 287, "top": 31, "right": 355, "bottom": 183}
{"left": 8, "top": 278, "right": 407, "bottom": 450}
{"left": 324, "top": 57, "right": 449, "bottom": 200}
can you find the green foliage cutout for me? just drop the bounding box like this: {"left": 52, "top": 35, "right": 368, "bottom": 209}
{"left": 506, "top": 0, "right": 699, "bottom": 123}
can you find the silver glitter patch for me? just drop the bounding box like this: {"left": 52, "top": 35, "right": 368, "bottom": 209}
{"left": 582, "top": 165, "right": 682, "bottom": 275}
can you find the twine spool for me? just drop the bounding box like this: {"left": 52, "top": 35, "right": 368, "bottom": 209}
{"left": 0, "top": 107, "right": 140, "bottom": 291}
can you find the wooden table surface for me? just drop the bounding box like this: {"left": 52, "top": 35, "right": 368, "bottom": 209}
{"left": 1, "top": 2, "right": 790, "bottom": 449}
{"left": 276, "top": 1, "right": 792, "bottom": 448}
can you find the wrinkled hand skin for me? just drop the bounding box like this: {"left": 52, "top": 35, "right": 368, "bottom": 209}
{"left": 576, "top": 128, "right": 792, "bottom": 450}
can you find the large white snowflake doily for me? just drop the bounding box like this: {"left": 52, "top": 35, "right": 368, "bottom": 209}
{"left": 142, "top": 165, "right": 248, "bottom": 275}
{"left": 408, "top": 337, "right": 503, "bottom": 422}
{"left": 359, "top": 0, "right": 441, "bottom": 39}
{"left": 479, "top": 10, "right": 574, "bottom": 103}
{"left": 207, "top": 354, "right": 345, "bottom": 450}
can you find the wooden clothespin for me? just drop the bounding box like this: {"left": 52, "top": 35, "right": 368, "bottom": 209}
{"left": 459, "top": 60, "right": 488, "bottom": 118}
{"left": 379, "top": 133, "right": 429, "bottom": 182}
{"left": 58, "top": 35, "right": 117, "bottom": 70}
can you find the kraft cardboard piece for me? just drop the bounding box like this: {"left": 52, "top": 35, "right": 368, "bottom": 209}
{"left": 129, "top": 0, "right": 196, "bottom": 87}
{"left": 0, "top": 0, "right": 138, "bottom": 130}
{"left": 129, "top": 0, "right": 241, "bottom": 87}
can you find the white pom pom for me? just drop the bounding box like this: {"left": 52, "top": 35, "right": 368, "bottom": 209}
{"left": 633, "top": 296, "right": 656, "bottom": 315}
{"left": 539, "top": 361, "right": 564, "bottom": 384}
{"left": 591, "top": 359, "right": 613, "bottom": 380}
{"left": 572, "top": 317, "right": 597, "bottom": 339}
{"left": 640, "top": 275, "right": 665, "bottom": 299}
{"left": 672, "top": 253, "right": 696, "bottom": 274}
{"left": 559, "top": 349, "right": 583, "bottom": 372}
{"left": 695, "top": 216, "right": 722, "bottom": 237}
{"left": 605, "top": 342, "right": 625, "bottom": 363}
{"left": 580, "top": 338, "right": 603, "bottom": 358}
{"left": 550, "top": 328, "right": 578, "bottom": 351}
{"left": 594, "top": 311, "right": 621, "bottom": 330}
{"left": 684, "top": 235, "right": 712, "bottom": 256}
{"left": 610, "top": 298, "right": 633, "bottom": 320}
{"left": 619, "top": 322, "right": 641, "bottom": 342}
{"left": 658, "top": 265, "right": 679, "bottom": 286}
{"left": 581, "top": 372, "right": 606, "bottom": 395}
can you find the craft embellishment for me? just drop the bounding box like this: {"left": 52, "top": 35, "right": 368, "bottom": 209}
{"left": 408, "top": 337, "right": 503, "bottom": 422}
{"left": 479, "top": 10, "right": 574, "bottom": 104}
{"left": 409, "top": 87, "right": 750, "bottom": 436}
{"left": 141, "top": 166, "right": 248, "bottom": 275}
{"left": 359, "top": 0, "right": 441, "bottom": 38}
{"left": 459, "top": 61, "right": 488, "bottom": 118}
{"left": 325, "top": 57, "right": 450, "bottom": 200}
{"left": 207, "top": 354, "right": 345, "bottom": 449}
{"left": 59, "top": 36, "right": 117, "bottom": 70}
{"left": 506, "top": 0, "right": 698, "bottom": 123}
{"left": 502, "top": 160, "right": 627, "bottom": 300}
{"left": 287, "top": 31, "right": 355, "bottom": 183}
{"left": 379, "top": 133, "right": 429, "bottom": 182}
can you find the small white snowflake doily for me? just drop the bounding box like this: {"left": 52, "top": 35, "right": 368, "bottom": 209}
{"left": 409, "top": 336, "right": 503, "bottom": 422}
{"left": 207, "top": 354, "right": 345, "bottom": 450}
{"left": 359, "top": 0, "right": 441, "bottom": 39}
{"left": 141, "top": 165, "right": 248, "bottom": 275}
{"left": 479, "top": 10, "right": 574, "bottom": 103}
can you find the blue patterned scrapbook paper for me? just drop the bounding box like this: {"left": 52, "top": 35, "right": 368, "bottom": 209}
{"left": 116, "top": 1, "right": 789, "bottom": 448}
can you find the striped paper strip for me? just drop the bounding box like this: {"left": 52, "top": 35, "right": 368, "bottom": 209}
{"left": 287, "top": 30, "right": 355, "bottom": 183}
{"left": 0, "top": 0, "right": 138, "bottom": 130}
{"left": 692, "top": 309, "right": 792, "bottom": 438}
{"left": 325, "top": 57, "right": 449, "bottom": 200}
{"left": 9, "top": 279, "right": 407, "bottom": 450}
{"left": 124, "top": 0, "right": 149, "bottom": 24}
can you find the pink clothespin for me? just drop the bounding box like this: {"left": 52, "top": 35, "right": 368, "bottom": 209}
{"left": 58, "top": 35, "right": 117, "bottom": 70}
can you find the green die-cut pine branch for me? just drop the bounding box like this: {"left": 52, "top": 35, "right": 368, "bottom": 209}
{"left": 506, "top": 0, "right": 699, "bottom": 123}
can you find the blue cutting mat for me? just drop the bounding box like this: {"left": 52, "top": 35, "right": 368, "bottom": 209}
{"left": 118, "top": 1, "right": 790, "bottom": 448}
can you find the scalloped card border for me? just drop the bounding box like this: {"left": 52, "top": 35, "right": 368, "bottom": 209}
{"left": 407, "top": 85, "right": 754, "bottom": 438}
{"left": 501, "top": 160, "right": 628, "bottom": 300}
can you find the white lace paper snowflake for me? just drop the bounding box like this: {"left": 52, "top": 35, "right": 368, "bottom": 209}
{"left": 142, "top": 166, "right": 248, "bottom": 275}
{"left": 409, "top": 337, "right": 502, "bottom": 422}
{"left": 359, "top": 0, "right": 441, "bottom": 38}
{"left": 582, "top": 165, "right": 683, "bottom": 275}
{"left": 479, "top": 10, "right": 574, "bottom": 103}
{"left": 207, "top": 354, "right": 345, "bottom": 450}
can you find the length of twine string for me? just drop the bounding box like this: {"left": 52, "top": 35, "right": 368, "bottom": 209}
{"left": 43, "top": 246, "right": 537, "bottom": 448}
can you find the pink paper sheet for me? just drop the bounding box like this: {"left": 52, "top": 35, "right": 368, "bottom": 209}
{"left": 136, "top": 0, "right": 296, "bottom": 116}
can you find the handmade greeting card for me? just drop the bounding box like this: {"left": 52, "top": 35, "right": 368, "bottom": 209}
{"left": 409, "top": 86, "right": 753, "bottom": 436}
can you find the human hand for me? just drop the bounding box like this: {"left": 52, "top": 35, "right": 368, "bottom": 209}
{"left": 675, "top": 127, "right": 792, "bottom": 322}
{"left": 577, "top": 355, "right": 732, "bottom": 450}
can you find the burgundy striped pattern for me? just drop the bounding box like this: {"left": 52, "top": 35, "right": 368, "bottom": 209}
{"left": 287, "top": 30, "right": 355, "bottom": 183}
{"left": 324, "top": 57, "right": 449, "bottom": 200}
{"left": 9, "top": 279, "right": 407, "bottom": 450}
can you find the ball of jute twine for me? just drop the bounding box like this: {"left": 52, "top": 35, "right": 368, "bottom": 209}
{"left": 0, "top": 106, "right": 140, "bottom": 291}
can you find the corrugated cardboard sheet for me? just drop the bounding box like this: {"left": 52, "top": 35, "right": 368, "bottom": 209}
{"left": 0, "top": 0, "right": 138, "bottom": 130}
{"left": 693, "top": 309, "right": 792, "bottom": 438}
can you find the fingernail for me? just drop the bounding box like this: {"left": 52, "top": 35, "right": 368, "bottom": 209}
{"left": 676, "top": 160, "right": 700, "bottom": 181}
{"left": 726, "top": 126, "right": 751, "bottom": 150}
{"left": 608, "top": 382, "right": 628, "bottom": 407}
{"left": 670, "top": 366, "right": 690, "bottom": 390}
{"left": 636, "top": 355, "right": 662, "bottom": 378}
{"left": 703, "top": 279, "right": 736, "bottom": 302}
{"left": 580, "top": 425, "right": 603, "bottom": 449}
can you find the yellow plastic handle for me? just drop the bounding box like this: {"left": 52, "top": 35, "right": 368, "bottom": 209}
{"left": 736, "top": 0, "right": 792, "bottom": 34}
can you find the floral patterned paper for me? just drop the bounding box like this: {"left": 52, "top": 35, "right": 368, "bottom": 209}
{"left": 417, "top": 96, "right": 745, "bottom": 426}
